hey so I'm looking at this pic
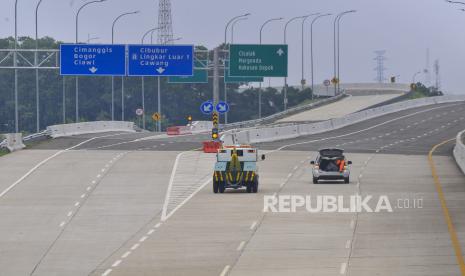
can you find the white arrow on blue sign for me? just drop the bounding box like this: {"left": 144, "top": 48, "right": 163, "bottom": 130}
{"left": 216, "top": 101, "right": 229, "bottom": 114}
{"left": 200, "top": 101, "right": 214, "bottom": 115}
{"left": 128, "top": 45, "right": 194, "bottom": 76}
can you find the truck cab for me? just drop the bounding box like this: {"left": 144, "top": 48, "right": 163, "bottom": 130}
{"left": 213, "top": 145, "right": 265, "bottom": 193}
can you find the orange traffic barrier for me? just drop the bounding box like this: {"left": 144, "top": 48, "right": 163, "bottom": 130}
{"left": 203, "top": 141, "right": 222, "bottom": 153}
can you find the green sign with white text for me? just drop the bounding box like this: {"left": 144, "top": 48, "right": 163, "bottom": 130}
{"left": 168, "top": 60, "right": 208, "bottom": 83}
{"left": 224, "top": 60, "right": 263, "bottom": 83}
{"left": 229, "top": 44, "right": 288, "bottom": 77}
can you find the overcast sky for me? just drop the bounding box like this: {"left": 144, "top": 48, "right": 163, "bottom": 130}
{"left": 1, "top": 0, "right": 464, "bottom": 94}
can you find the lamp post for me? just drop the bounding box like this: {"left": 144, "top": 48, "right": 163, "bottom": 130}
{"left": 14, "top": 0, "right": 19, "bottom": 133}
{"left": 301, "top": 13, "right": 319, "bottom": 90}
{"left": 333, "top": 10, "right": 356, "bottom": 96}
{"left": 34, "top": 0, "right": 44, "bottom": 133}
{"left": 153, "top": 36, "right": 182, "bottom": 132}
{"left": 140, "top": 27, "right": 160, "bottom": 130}
{"left": 283, "top": 15, "right": 308, "bottom": 110}
{"left": 231, "top": 17, "right": 248, "bottom": 44}
{"left": 258, "top": 17, "right": 283, "bottom": 118}
{"left": 224, "top": 13, "right": 250, "bottom": 124}
{"left": 112, "top": 10, "right": 139, "bottom": 122}
{"left": 75, "top": 0, "right": 106, "bottom": 123}
{"left": 310, "top": 13, "right": 331, "bottom": 99}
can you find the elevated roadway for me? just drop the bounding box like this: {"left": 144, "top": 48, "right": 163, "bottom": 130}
{"left": 278, "top": 83, "right": 409, "bottom": 123}
{"left": 0, "top": 99, "right": 464, "bottom": 275}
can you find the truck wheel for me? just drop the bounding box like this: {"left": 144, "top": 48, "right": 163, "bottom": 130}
{"left": 313, "top": 177, "right": 319, "bottom": 184}
{"left": 246, "top": 182, "right": 252, "bottom": 193}
{"left": 252, "top": 178, "right": 258, "bottom": 193}
{"left": 213, "top": 180, "right": 219, "bottom": 194}
{"left": 219, "top": 181, "right": 225, "bottom": 193}
{"left": 344, "top": 177, "right": 350, "bottom": 184}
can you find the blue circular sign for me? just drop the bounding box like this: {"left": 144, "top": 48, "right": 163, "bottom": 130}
{"left": 216, "top": 101, "right": 230, "bottom": 114}
{"left": 200, "top": 101, "right": 214, "bottom": 115}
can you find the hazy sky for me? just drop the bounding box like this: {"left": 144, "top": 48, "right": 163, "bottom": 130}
{"left": 1, "top": 0, "right": 464, "bottom": 94}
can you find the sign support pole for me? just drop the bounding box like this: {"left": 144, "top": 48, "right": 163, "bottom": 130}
{"left": 213, "top": 47, "right": 220, "bottom": 109}
{"left": 157, "top": 76, "right": 161, "bottom": 132}
{"left": 121, "top": 78, "right": 125, "bottom": 121}
{"left": 142, "top": 77, "right": 146, "bottom": 130}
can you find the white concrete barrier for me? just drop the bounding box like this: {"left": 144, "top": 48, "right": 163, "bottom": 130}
{"left": 188, "top": 121, "right": 213, "bottom": 134}
{"left": 47, "top": 121, "right": 135, "bottom": 138}
{"left": 454, "top": 130, "right": 465, "bottom": 175}
{"left": 223, "top": 95, "right": 465, "bottom": 145}
{"left": 5, "top": 133, "right": 26, "bottom": 152}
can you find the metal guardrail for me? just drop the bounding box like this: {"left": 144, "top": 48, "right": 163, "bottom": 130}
{"left": 222, "top": 93, "right": 346, "bottom": 130}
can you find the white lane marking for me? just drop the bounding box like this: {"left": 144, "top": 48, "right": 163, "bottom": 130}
{"left": 345, "top": 240, "right": 351, "bottom": 249}
{"left": 287, "top": 173, "right": 292, "bottom": 178}
{"left": 270, "top": 104, "right": 459, "bottom": 152}
{"left": 74, "top": 202, "right": 80, "bottom": 207}
{"left": 147, "top": 229, "right": 155, "bottom": 235}
{"left": 160, "top": 143, "right": 166, "bottom": 146}
{"left": 80, "top": 194, "right": 86, "bottom": 198}
{"left": 97, "top": 174, "right": 102, "bottom": 178}
{"left": 155, "top": 223, "right": 162, "bottom": 228}
{"left": 139, "top": 236, "right": 148, "bottom": 242}
{"left": 92, "top": 180, "right": 96, "bottom": 184}
{"left": 272, "top": 192, "right": 277, "bottom": 198}
{"left": 111, "top": 260, "right": 122, "bottom": 267}
{"left": 161, "top": 152, "right": 211, "bottom": 222}
{"left": 102, "top": 269, "right": 112, "bottom": 276}
{"left": 280, "top": 182, "right": 285, "bottom": 188}
{"left": 359, "top": 174, "right": 363, "bottom": 179}
{"left": 350, "top": 220, "right": 355, "bottom": 229}
{"left": 130, "top": 243, "right": 140, "bottom": 250}
{"left": 0, "top": 133, "right": 125, "bottom": 199}
{"left": 250, "top": 221, "right": 258, "bottom": 230}
{"left": 87, "top": 186, "right": 92, "bottom": 191}
{"left": 121, "top": 251, "right": 131, "bottom": 259}
{"left": 340, "top": 262, "right": 347, "bottom": 274}
{"left": 101, "top": 169, "right": 105, "bottom": 172}
{"left": 67, "top": 211, "right": 73, "bottom": 217}
{"left": 293, "top": 165, "right": 298, "bottom": 170}
{"left": 59, "top": 221, "right": 66, "bottom": 227}
{"left": 237, "top": 241, "right": 246, "bottom": 251}
{"left": 220, "top": 265, "right": 231, "bottom": 276}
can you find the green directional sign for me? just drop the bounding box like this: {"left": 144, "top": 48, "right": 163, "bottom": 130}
{"left": 224, "top": 60, "right": 263, "bottom": 83}
{"left": 168, "top": 60, "right": 208, "bottom": 83}
{"left": 229, "top": 44, "right": 288, "bottom": 77}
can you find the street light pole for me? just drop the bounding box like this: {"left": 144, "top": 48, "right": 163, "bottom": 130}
{"left": 112, "top": 10, "right": 139, "bottom": 122}
{"left": 75, "top": 0, "right": 106, "bottom": 123}
{"left": 224, "top": 13, "right": 250, "bottom": 124}
{"left": 301, "top": 13, "right": 319, "bottom": 90}
{"left": 14, "top": 0, "right": 19, "bottom": 133}
{"left": 259, "top": 17, "right": 283, "bottom": 119}
{"left": 35, "top": 0, "right": 44, "bottom": 133}
{"left": 231, "top": 17, "right": 248, "bottom": 44}
{"left": 333, "top": 10, "right": 356, "bottom": 96}
{"left": 140, "top": 27, "right": 160, "bottom": 130}
{"left": 310, "top": 13, "right": 331, "bottom": 100}
{"left": 284, "top": 15, "right": 307, "bottom": 110}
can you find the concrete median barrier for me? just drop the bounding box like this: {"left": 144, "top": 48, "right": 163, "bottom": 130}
{"left": 46, "top": 121, "right": 135, "bottom": 138}
{"left": 454, "top": 130, "right": 465, "bottom": 175}
{"left": 4, "top": 133, "right": 26, "bottom": 152}
{"left": 222, "top": 95, "right": 465, "bottom": 145}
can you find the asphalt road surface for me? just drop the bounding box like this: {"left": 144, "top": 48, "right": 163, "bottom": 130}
{"left": 0, "top": 101, "right": 464, "bottom": 275}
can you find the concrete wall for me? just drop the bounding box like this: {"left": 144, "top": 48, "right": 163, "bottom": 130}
{"left": 454, "top": 130, "right": 465, "bottom": 175}
{"left": 47, "top": 121, "right": 135, "bottom": 138}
